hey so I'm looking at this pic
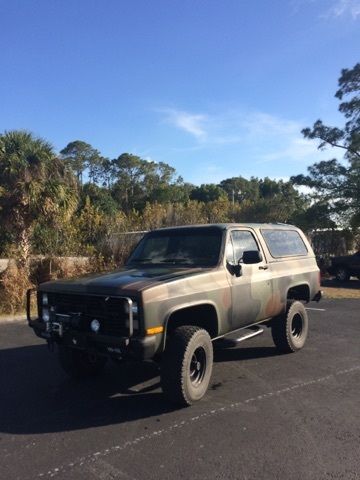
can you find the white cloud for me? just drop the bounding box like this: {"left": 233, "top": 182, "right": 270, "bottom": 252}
{"left": 159, "top": 107, "right": 303, "bottom": 144}
{"left": 160, "top": 108, "right": 208, "bottom": 139}
{"left": 259, "top": 137, "right": 321, "bottom": 163}
{"left": 295, "top": 184, "right": 314, "bottom": 195}
{"left": 151, "top": 104, "right": 350, "bottom": 185}
{"left": 158, "top": 106, "right": 326, "bottom": 165}
{"left": 155, "top": 104, "right": 353, "bottom": 192}
{"left": 241, "top": 112, "right": 299, "bottom": 137}
{"left": 292, "top": 0, "right": 360, "bottom": 19}
{"left": 325, "top": 0, "right": 360, "bottom": 18}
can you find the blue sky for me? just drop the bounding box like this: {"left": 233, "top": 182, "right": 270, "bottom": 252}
{"left": 1, "top": 0, "right": 359, "bottom": 185}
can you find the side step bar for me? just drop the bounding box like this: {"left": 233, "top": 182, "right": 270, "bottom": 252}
{"left": 215, "top": 325, "right": 264, "bottom": 348}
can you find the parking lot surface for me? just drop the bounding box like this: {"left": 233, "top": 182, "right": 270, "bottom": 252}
{"left": 1, "top": 299, "right": 359, "bottom": 480}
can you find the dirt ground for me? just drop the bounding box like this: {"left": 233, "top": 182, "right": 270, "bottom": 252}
{"left": 321, "top": 277, "right": 360, "bottom": 299}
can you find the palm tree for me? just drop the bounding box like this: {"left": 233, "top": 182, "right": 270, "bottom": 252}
{"left": 0, "top": 130, "right": 78, "bottom": 266}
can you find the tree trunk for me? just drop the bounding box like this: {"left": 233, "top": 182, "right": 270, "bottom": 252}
{"left": 18, "top": 226, "right": 31, "bottom": 271}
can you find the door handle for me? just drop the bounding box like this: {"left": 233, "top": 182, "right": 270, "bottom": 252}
{"left": 259, "top": 265, "right": 269, "bottom": 270}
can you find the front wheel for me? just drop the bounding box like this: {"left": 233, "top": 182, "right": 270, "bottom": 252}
{"left": 271, "top": 301, "right": 309, "bottom": 353}
{"left": 161, "top": 326, "right": 213, "bottom": 406}
{"left": 58, "top": 346, "right": 107, "bottom": 378}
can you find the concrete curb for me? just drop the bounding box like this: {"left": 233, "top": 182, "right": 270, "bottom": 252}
{"left": 0, "top": 315, "right": 27, "bottom": 324}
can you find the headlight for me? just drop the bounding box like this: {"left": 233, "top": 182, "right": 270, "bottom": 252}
{"left": 90, "top": 319, "right": 100, "bottom": 333}
{"left": 42, "top": 293, "right": 49, "bottom": 306}
{"left": 124, "top": 301, "right": 138, "bottom": 316}
{"left": 42, "top": 308, "right": 50, "bottom": 322}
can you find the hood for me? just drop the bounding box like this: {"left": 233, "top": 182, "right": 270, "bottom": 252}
{"left": 39, "top": 266, "right": 208, "bottom": 296}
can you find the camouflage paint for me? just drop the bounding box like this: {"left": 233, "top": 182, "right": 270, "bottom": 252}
{"left": 37, "top": 223, "right": 321, "bottom": 356}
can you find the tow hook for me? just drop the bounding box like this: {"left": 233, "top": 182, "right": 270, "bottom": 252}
{"left": 46, "top": 320, "right": 64, "bottom": 337}
{"left": 45, "top": 318, "right": 64, "bottom": 352}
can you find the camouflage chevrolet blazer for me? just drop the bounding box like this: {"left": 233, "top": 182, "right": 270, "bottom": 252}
{"left": 27, "top": 223, "right": 322, "bottom": 406}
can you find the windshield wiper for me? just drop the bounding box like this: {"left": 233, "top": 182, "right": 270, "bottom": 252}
{"left": 128, "top": 258, "right": 153, "bottom": 264}
{"left": 160, "top": 258, "right": 192, "bottom": 264}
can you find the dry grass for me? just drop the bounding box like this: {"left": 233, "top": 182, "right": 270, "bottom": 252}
{"left": 0, "top": 255, "right": 119, "bottom": 316}
{"left": 0, "top": 262, "right": 34, "bottom": 315}
{"left": 321, "top": 278, "right": 360, "bottom": 299}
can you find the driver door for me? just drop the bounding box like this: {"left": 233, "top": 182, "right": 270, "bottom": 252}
{"left": 226, "top": 229, "right": 273, "bottom": 330}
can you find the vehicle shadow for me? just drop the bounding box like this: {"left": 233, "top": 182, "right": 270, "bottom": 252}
{"left": 214, "top": 345, "right": 279, "bottom": 363}
{"left": 0, "top": 343, "right": 170, "bottom": 435}
{"left": 0, "top": 340, "right": 279, "bottom": 435}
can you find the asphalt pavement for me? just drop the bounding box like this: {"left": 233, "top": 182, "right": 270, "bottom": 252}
{"left": 0, "top": 299, "right": 359, "bottom": 480}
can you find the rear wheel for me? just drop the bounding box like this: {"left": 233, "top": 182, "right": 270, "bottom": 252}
{"left": 58, "top": 346, "right": 107, "bottom": 378}
{"left": 335, "top": 266, "right": 350, "bottom": 282}
{"left": 161, "top": 326, "right": 213, "bottom": 406}
{"left": 271, "top": 301, "right": 309, "bottom": 353}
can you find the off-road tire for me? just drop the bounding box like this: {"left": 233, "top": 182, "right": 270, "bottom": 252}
{"left": 271, "top": 301, "right": 309, "bottom": 353}
{"left": 335, "top": 266, "right": 350, "bottom": 282}
{"left": 161, "top": 326, "right": 213, "bottom": 406}
{"left": 58, "top": 345, "right": 107, "bottom": 378}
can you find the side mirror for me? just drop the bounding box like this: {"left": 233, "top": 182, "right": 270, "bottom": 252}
{"left": 242, "top": 250, "right": 263, "bottom": 264}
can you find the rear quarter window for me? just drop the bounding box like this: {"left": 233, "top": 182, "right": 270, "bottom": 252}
{"left": 261, "top": 229, "right": 308, "bottom": 257}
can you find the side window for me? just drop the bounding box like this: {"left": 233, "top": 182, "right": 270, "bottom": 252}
{"left": 231, "top": 231, "right": 259, "bottom": 263}
{"left": 261, "top": 229, "right": 308, "bottom": 257}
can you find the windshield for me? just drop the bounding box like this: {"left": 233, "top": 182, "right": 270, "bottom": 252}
{"left": 127, "top": 227, "right": 223, "bottom": 267}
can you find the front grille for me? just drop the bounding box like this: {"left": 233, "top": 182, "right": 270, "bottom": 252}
{"left": 48, "top": 293, "right": 129, "bottom": 336}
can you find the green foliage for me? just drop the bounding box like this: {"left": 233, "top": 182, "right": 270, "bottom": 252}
{"left": 60, "top": 140, "right": 103, "bottom": 184}
{"left": 3, "top": 67, "right": 359, "bottom": 275}
{"left": 81, "top": 183, "right": 118, "bottom": 216}
{"left": 290, "top": 203, "right": 336, "bottom": 232}
{"left": 3, "top": 66, "right": 360, "bottom": 311}
{"left": 0, "top": 130, "right": 78, "bottom": 264}
{"left": 236, "top": 198, "right": 291, "bottom": 224}
{"left": 171, "top": 201, "right": 208, "bottom": 225}
{"left": 76, "top": 197, "right": 113, "bottom": 251}
{"left": 111, "top": 153, "right": 184, "bottom": 211}
{"left": 219, "top": 176, "right": 260, "bottom": 202}
{"left": 205, "top": 198, "right": 231, "bottom": 223}
{"left": 31, "top": 217, "right": 80, "bottom": 256}
{"left": 148, "top": 181, "right": 193, "bottom": 204}
{"left": 0, "top": 129, "right": 319, "bottom": 264}
{"left": 141, "top": 202, "right": 169, "bottom": 230}
{"left": 190, "top": 184, "right": 227, "bottom": 203}
{"left": 294, "top": 62, "right": 360, "bottom": 228}
{"left": 219, "top": 176, "right": 305, "bottom": 224}
{"left": 302, "top": 63, "right": 360, "bottom": 160}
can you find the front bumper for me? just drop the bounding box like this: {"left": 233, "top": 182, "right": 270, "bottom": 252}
{"left": 27, "top": 289, "right": 156, "bottom": 360}
{"left": 28, "top": 319, "right": 157, "bottom": 361}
